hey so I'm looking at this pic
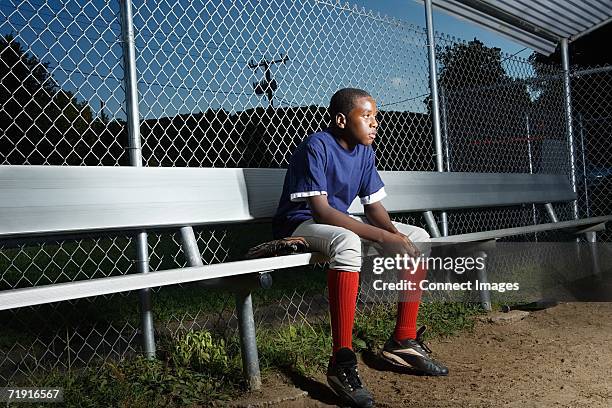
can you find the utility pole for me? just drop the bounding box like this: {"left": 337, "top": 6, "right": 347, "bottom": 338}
{"left": 249, "top": 54, "right": 288, "bottom": 107}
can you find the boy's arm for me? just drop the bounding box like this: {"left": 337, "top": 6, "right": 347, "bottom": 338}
{"left": 307, "top": 195, "right": 418, "bottom": 256}
{"left": 364, "top": 201, "right": 421, "bottom": 257}
{"left": 363, "top": 201, "right": 397, "bottom": 234}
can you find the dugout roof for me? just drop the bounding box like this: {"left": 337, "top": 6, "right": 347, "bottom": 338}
{"left": 419, "top": 0, "right": 612, "bottom": 54}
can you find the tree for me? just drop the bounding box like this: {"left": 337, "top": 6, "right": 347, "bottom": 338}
{"left": 0, "top": 34, "right": 110, "bottom": 165}
{"left": 529, "top": 23, "right": 612, "bottom": 169}
{"left": 1, "top": 34, "right": 55, "bottom": 163}
{"left": 436, "top": 39, "right": 532, "bottom": 173}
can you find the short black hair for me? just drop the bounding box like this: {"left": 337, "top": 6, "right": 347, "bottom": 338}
{"left": 329, "top": 88, "right": 372, "bottom": 119}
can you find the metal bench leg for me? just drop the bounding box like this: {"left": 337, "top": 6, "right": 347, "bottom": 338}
{"left": 179, "top": 226, "right": 262, "bottom": 390}
{"left": 441, "top": 212, "right": 449, "bottom": 237}
{"left": 585, "top": 231, "right": 602, "bottom": 277}
{"left": 475, "top": 251, "right": 492, "bottom": 311}
{"left": 179, "top": 226, "right": 204, "bottom": 268}
{"left": 544, "top": 203, "right": 559, "bottom": 223}
{"left": 236, "top": 290, "right": 262, "bottom": 390}
{"left": 423, "top": 211, "right": 442, "bottom": 238}
{"left": 136, "top": 231, "right": 156, "bottom": 358}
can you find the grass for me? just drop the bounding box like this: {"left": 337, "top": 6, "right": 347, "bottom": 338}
{"left": 6, "top": 301, "right": 485, "bottom": 407}
{"left": 11, "top": 330, "right": 245, "bottom": 408}
{"left": 258, "top": 301, "right": 484, "bottom": 377}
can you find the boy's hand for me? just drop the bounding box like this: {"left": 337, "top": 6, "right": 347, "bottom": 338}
{"left": 394, "top": 231, "right": 422, "bottom": 258}
{"left": 381, "top": 231, "right": 421, "bottom": 258}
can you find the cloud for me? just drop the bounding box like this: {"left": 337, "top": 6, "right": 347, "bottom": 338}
{"left": 389, "top": 77, "right": 408, "bottom": 89}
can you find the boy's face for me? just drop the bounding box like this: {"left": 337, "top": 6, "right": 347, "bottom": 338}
{"left": 336, "top": 96, "right": 378, "bottom": 146}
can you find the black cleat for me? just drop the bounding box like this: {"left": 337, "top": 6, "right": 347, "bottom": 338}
{"left": 326, "top": 348, "right": 374, "bottom": 408}
{"left": 381, "top": 326, "right": 449, "bottom": 376}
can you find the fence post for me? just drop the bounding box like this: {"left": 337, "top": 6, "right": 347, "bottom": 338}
{"left": 577, "top": 113, "right": 590, "bottom": 217}
{"left": 560, "top": 38, "right": 579, "bottom": 220}
{"left": 424, "top": 0, "right": 447, "bottom": 237}
{"left": 525, "top": 114, "right": 539, "bottom": 236}
{"left": 120, "top": 0, "right": 156, "bottom": 358}
{"left": 439, "top": 85, "right": 451, "bottom": 236}
{"left": 440, "top": 86, "right": 451, "bottom": 173}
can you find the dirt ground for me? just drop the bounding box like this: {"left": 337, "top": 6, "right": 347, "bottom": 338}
{"left": 225, "top": 302, "right": 612, "bottom": 408}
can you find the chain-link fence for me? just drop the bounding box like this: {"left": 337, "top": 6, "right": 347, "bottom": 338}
{"left": 1, "top": 0, "right": 610, "bottom": 384}
{"left": 572, "top": 66, "right": 612, "bottom": 242}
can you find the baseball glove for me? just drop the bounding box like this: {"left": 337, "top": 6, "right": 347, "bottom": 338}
{"left": 245, "top": 237, "right": 310, "bottom": 259}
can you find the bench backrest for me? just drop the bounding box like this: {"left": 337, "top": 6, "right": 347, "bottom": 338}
{"left": 244, "top": 169, "right": 575, "bottom": 214}
{"left": 0, "top": 166, "right": 575, "bottom": 238}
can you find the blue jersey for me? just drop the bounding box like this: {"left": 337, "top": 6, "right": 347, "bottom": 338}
{"left": 272, "top": 129, "right": 386, "bottom": 238}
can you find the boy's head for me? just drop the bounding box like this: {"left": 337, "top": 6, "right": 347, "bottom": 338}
{"left": 329, "top": 88, "right": 378, "bottom": 147}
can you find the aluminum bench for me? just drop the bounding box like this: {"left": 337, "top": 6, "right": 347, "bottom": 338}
{"left": 1, "top": 165, "right": 610, "bottom": 387}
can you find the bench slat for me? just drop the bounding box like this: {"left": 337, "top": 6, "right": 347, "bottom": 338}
{"left": 1, "top": 166, "right": 256, "bottom": 237}
{"left": 368, "top": 171, "right": 576, "bottom": 213}
{"left": 431, "top": 215, "right": 612, "bottom": 243}
{"left": 244, "top": 169, "right": 576, "bottom": 215}
{"left": 0, "top": 166, "right": 577, "bottom": 238}
{"left": 0, "top": 252, "right": 327, "bottom": 311}
{"left": 2, "top": 215, "right": 610, "bottom": 311}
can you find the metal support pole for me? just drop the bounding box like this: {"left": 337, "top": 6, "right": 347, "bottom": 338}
{"left": 424, "top": 0, "right": 446, "bottom": 237}
{"left": 136, "top": 233, "right": 155, "bottom": 356}
{"left": 585, "top": 231, "right": 601, "bottom": 277}
{"left": 525, "top": 114, "right": 534, "bottom": 175}
{"left": 120, "top": 0, "right": 155, "bottom": 358}
{"left": 544, "top": 203, "right": 559, "bottom": 223}
{"left": 578, "top": 114, "right": 590, "bottom": 217}
{"left": 180, "top": 226, "right": 221, "bottom": 286}
{"left": 525, "top": 114, "right": 538, "bottom": 239}
{"left": 440, "top": 86, "right": 451, "bottom": 174}
{"left": 440, "top": 86, "right": 450, "bottom": 237}
{"left": 120, "top": 1, "right": 141, "bottom": 161}
{"left": 475, "top": 251, "right": 492, "bottom": 311}
{"left": 560, "top": 38, "right": 579, "bottom": 220}
{"left": 236, "top": 290, "right": 262, "bottom": 390}
{"left": 578, "top": 112, "right": 598, "bottom": 276}
{"left": 424, "top": 0, "right": 443, "bottom": 168}
{"left": 179, "top": 226, "right": 204, "bottom": 267}
{"left": 423, "top": 211, "right": 442, "bottom": 238}
{"left": 179, "top": 225, "right": 262, "bottom": 389}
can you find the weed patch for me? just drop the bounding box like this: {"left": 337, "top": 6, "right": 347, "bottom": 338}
{"left": 8, "top": 302, "right": 484, "bottom": 406}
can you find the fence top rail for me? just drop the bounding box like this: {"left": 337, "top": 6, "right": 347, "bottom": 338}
{"left": 0, "top": 166, "right": 575, "bottom": 239}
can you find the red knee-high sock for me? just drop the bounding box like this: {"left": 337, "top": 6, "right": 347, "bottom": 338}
{"left": 327, "top": 268, "right": 360, "bottom": 354}
{"left": 394, "top": 265, "right": 427, "bottom": 341}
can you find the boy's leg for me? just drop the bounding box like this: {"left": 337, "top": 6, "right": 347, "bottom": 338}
{"left": 394, "top": 263, "right": 427, "bottom": 341}
{"left": 382, "top": 222, "right": 448, "bottom": 376}
{"left": 291, "top": 220, "right": 373, "bottom": 408}
{"left": 327, "top": 268, "right": 360, "bottom": 353}
{"left": 351, "top": 217, "right": 430, "bottom": 341}
{"left": 292, "top": 219, "right": 362, "bottom": 353}
{"left": 390, "top": 222, "right": 430, "bottom": 342}
{"left": 354, "top": 218, "right": 448, "bottom": 375}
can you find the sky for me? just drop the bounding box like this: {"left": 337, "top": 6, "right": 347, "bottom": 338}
{"left": 1, "top": 0, "right": 535, "bottom": 120}
{"left": 354, "top": 0, "right": 532, "bottom": 57}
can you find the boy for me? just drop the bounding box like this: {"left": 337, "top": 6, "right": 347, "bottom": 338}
{"left": 273, "top": 88, "right": 448, "bottom": 408}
